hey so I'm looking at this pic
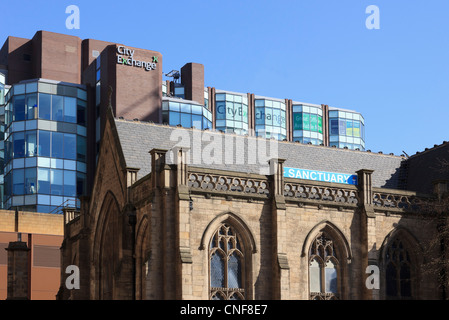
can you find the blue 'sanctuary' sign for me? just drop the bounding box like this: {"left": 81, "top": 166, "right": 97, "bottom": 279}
{"left": 284, "top": 167, "right": 358, "bottom": 186}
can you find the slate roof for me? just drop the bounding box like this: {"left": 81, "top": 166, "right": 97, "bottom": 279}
{"left": 115, "top": 119, "right": 405, "bottom": 189}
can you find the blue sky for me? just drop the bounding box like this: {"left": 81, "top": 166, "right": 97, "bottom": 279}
{"left": 1, "top": 0, "right": 449, "bottom": 157}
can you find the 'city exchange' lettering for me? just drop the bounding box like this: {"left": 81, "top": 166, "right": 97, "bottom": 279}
{"left": 116, "top": 45, "right": 157, "bottom": 71}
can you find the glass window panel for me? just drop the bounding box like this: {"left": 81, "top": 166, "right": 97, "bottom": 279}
{"left": 180, "top": 114, "right": 192, "bottom": 128}
{"left": 77, "top": 88, "right": 87, "bottom": 101}
{"left": 51, "top": 132, "right": 64, "bottom": 159}
{"left": 50, "top": 169, "right": 63, "bottom": 196}
{"left": 26, "top": 94, "right": 37, "bottom": 120}
{"left": 52, "top": 95, "right": 64, "bottom": 121}
{"left": 386, "top": 263, "right": 397, "bottom": 297}
{"left": 241, "top": 105, "right": 248, "bottom": 124}
{"left": 293, "top": 105, "right": 302, "bottom": 113}
{"left": 339, "top": 120, "right": 346, "bottom": 136}
{"left": 26, "top": 131, "right": 37, "bottom": 157}
{"left": 64, "top": 97, "right": 77, "bottom": 123}
{"left": 13, "top": 95, "right": 26, "bottom": 121}
{"left": 309, "top": 259, "right": 321, "bottom": 293}
{"left": 329, "top": 110, "right": 338, "bottom": 118}
{"left": 25, "top": 168, "right": 37, "bottom": 195}
{"left": 38, "top": 131, "right": 51, "bottom": 157}
{"left": 346, "top": 120, "right": 353, "bottom": 136}
{"left": 303, "top": 113, "right": 310, "bottom": 131}
{"left": 64, "top": 160, "right": 77, "bottom": 170}
{"left": 191, "top": 105, "right": 202, "bottom": 115}
{"left": 63, "top": 170, "right": 76, "bottom": 197}
{"left": 330, "top": 119, "right": 339, "bottom": 135}
{"left": 13, "top": 169, "right": 25, "bottom": 195}
{"left": 26, "top": 82, "right": 38, "bottom": 94}
{"left": 272, "top": 108, "right": 281, "bottom": 127}
{"left": 63, "top": 134, "right": 77, "bottom": 160}
{"left": 265, "top": 108, "right": 273, "bottom": 126}
{"left": 318, "top": 116, "right": 323, "bottom": 134}
{"left": 168, "top": 111, "right": 180, "bottom": 126}
{"left": 400, "top": 264, "right": 412, "bottom": 297}
{"left": 192, "top": 115, "right": 202, "bottom": 129}
{"left": 281, "top": 110, "right": 286, "bottom": 128}
{"left": 168, "top": 102, "right": 180, "bottom": 112}
{"left": 224, "top": 94, "right": 233, "bottom": 102}
{"left": 180, "top": 103, "right": 191, "bottom": 113}
{"left": 325, "top": 261, "right": 338, "bottom": 293}
{"left": 353, "top": 121, "right": 361, "bottom": 138}
{"left": 210, "top": 251, "right": 225, "bottom": 288}
{"left": 38, "top": 93, "right": 51, "bottom": 120}
{"left": 310, "top": 114, "right": 318, "bottom": 132}
{"left": 76, "top": 172, "right": 86, "bottom": 197}
{"left": 203, "top": 118, "right": 212, "bottom": 130}
{"left": 215, "top": 93, "right": 226, "bottom": 101}
{"left": 13, "top": 132, "right": 25, "bottom": 159}
{"left": 38, "top": 194, "right": 51, "bottom": 205}
{"left": 77, "top": 136, "right": 87, "bottom": 162}
{"left": 362, "top": 123, "right": 365, "bottom": 141}
{"left": 226, "top": 102, "right": 234, "bottom": 121}
{"left": 227, "top": 253, "right": 242, "bottom": 289}
{"left": 161, "top": 111, "right": 169, "bottom": 124}
{"left": 174, "top": 86, "right": 184, "bottom": 95}
{"left": 77, "top": 100, "right": 87, "bottom": 126}
{"left": 26, "top": 120, "right": 37, "bottom": 131}
{"left": 234, "top": 103, "right": 242, "bottom": 122}
{"left": 14, "top": 84, "right": 25, "bottom": 95}
{"left": 254, "top": 107, "right": 264, "bottom": 125}
{"left": 5, "top": 172, "right": 12, "bottom": 198}
{"left": 293, "top": 113, "right": 303, "bottom": 130}
{"left": 216, "top": 101, "right": 226, "bottom": 120}
{"left": 254, "top": 99, "right": 264, "bottom": 107}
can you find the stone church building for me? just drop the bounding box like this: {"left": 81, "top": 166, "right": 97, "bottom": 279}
{"left": 58, "top": 107, "right": 448, "bottom": 300}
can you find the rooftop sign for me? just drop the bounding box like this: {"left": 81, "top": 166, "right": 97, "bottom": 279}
{"left": 284, "top": 167, "right": 358, "bottom": 186}
{"left": 116, "top": 46, "right": 158, "bottom": 71}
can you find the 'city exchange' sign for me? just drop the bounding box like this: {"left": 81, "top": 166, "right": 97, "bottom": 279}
{"left": 284, "top": 167, "right": 358, "bottom": 185}
{"left": 116, "top": 46, "right": 158, "bottom": 71}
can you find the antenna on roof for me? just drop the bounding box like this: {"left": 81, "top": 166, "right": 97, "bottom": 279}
{"left": 402, "top": 151, "right": 410, "bottom": 159}
{"left": 165, "top": 70, "right": 180, "bottom": 83}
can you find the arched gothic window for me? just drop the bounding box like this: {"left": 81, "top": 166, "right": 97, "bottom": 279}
{"left": 209, "top": 223, "right": 245, "bottom": 300}
{"left": 309, "top": 232, "right": 339, "bottom": 300}
{"left": 385, "top": 237, "right": 413, "bottom": 299}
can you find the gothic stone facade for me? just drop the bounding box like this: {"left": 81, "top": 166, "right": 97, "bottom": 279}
{"left": 58, "top": 109, "right": 443, "bottom": 300}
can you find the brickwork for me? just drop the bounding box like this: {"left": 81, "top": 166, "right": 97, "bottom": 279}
{"left": 6, "top": 241, "right": 30, "bottom": 300}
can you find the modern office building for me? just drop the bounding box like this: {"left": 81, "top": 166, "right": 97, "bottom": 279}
{"left": 2, "top": 79, "right": 87, "bottom": 213}
{"left": 0, "top": 30, "right": 365, "bottom": 214}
